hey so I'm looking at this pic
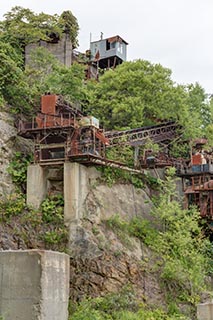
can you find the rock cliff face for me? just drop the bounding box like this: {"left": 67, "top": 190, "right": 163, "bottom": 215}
{"left": 69, "top": 180, "right": 165, "bottom": 307}
{"left": 0, "top": 112, "right": 17, "bottom": 197}
{"left": 0, "top": 112, "right": 32, "bottom": 197}
{"left": 69, "top": 220, "right": 165, "bottom": 307}
{"left": 83, "top": 183, "right": 153, "bottom": 223}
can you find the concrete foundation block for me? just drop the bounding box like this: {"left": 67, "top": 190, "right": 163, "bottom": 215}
{"left": 0, "top": 250, "right": 70, "bottom": 320}
{"left": 197, "top": 302, "right": 213, "bottom": 320}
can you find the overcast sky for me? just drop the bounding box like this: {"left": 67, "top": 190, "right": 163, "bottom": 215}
{"left": 1, "top": 0, "right": 213, "bottom": 93}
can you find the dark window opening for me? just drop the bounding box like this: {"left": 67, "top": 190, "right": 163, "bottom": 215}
{"left": 106, "top": 40, "right": 110, "bottom": 50}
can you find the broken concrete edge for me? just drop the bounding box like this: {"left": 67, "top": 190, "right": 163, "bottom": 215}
{"left": 0, "top": 250, "right": 70, "bottom": 320}
{"left": 197, "top": 301, "right": 213, "bottom": 320}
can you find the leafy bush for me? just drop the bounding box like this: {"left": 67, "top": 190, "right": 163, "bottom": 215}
{"left": 99, "top": 166, "right": 144, "bottom": 189}
{"left": 149, "top": 169, "right": 209, "bottom": 307}
{"left": 69, "top": 288, "right": 190, "bottom": 320}
{"left": 128, "top": 217, "right": 157, "bottom": 246}
{"left": 40, "top": 195, "right": 68, "bottom": 247}
{"left": 103, "top": 169, "right": 209, "bottom": 316}
{"left": 0, "top": 193, "right": 26, "bottom": 221}
{"left": 105, "top": 214, "right": 156, "bottom": 247}
{"left": 7, "top": 152, "right": 33, "bottom": 192}
{"left": 41, "top": 194, "right": 64, "bottom": 224}
{"left": 43, "top": 228, "right": 68, "bottom": 245}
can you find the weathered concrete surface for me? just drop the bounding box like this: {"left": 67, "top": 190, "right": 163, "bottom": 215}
{"left": 197, "top": 302, "right": 213, "bottom": 320}
{"left": 25, "top": 34, "right": 72, "bottom": 67}
{"left": 27, "top": 164, "right": 48, "bottom": 208}
{"left": 0, "top": 250, "right": 70, "bottom": 320}
{"left": 64, "top": 162, "right": 100, "bottom": 224}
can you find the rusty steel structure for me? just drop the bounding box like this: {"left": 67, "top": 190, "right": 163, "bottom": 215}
{"left": 18, "top": 94, "right": 182, "bottom": 173}
{"left": 18, "top": 94, "right": 109, "bottom": 166}
{"left": 105, "top": 121, "right": 180, "bottom": 147}
{"left": 180, "top": 168, "right": 213, "bottom": 218}
{"left": 18, "top": 93, "right": 213, "bottom": 218}
{"left": 177, "top": 139, "right": 213, "bottom": 218}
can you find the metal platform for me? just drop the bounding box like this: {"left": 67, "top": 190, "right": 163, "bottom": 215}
{"left": 38, "top": 153, "right": 144, "bottom": 174}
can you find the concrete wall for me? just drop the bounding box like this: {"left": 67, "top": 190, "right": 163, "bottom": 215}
{"left": 27, "top": 164, "right": 48, "bottom": 209}
{"left": 197, "top": 302, "right": 213, "bottom": 320}
{"left": 26, "top": 162, "right": 100, "bottom": 223}
{"left": 25, "top": 34, "right": 72, "bottom": 67}
{"left": 0, "top": 250, "right": 70, "bottom": 320}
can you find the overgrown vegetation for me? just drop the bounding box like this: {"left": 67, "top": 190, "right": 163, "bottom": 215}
{"left": 98, "top": 166, "right": 144, "bottom": 188}
{"left": 150, "top": 170, "right": 208, "bottom": 305}
{"left": 0, "top": 6, "right": 83, "bottom": 113}
{"left": 7, "top": 151, "right": 33, "bottom": 192}
{"left": 39, "top": 195, "right": 67, "bottom": 246}
{"left": 69, "top": 286, "right": 189, "bottom": 320}
{"left": 104, "top": 213, "right": 156, "bottom": 248}
{"left": 103, "top": 168, "right": 211, "bottom": 317}
{"left": 85, "top": 60, "right": 212, "bottom": 139}
{"left": 0, "top": 193, "right": 67, "bottom": 250}
{"left": 0, "top": 6, "right": 79, "bottom": 48}
{"left": 0, "top": 193, "right": 26, "bottom": 221}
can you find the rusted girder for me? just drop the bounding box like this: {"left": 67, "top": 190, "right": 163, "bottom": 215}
{"left": 105, "top": 121, "right": 182, "bottom": 147}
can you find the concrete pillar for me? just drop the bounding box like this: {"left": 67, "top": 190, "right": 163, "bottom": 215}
{"left": 27, "top": 164, "right": 48, "bottom": 208}
{"left": 197, "top": 302, "right": 213, "bottom": 320}
{"left": 64, "top": 162, "right": 89, "bottom": 224}
{"left": 64, "top": 33, "right": 72, "bottom": 67}
{"left": 134, "top": 146, "right": 139, "bottom": 167}
{"left": 0, "top": 250, "right": 70, "bottom": 320}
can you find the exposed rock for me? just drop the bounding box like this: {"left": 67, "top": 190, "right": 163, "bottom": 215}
{"left": 83, "top": 182, "right": 153, "bottom": 224}
{"left": 0, "top": 117, "right": 168, "bottom": 312}
{"left": 70, "top": 244, "right": 165, "bottom": 307}
{"left": 69, "top": 218, "right": 166, "bottom": 308}
{"left": 0, "top": 112, "right": 33, "bottom": 198}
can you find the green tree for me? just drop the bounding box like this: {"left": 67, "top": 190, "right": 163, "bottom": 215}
{"left": 44, "top": 62, "right": 86, "bottom": 104}
{"left": 86, "top": 60, "right": 189, "bottom": 130}
{"left": 151, "top": 168, "right": 209, "bottom": 306}
{"left": 0, "top": 6, "right": 60, "bottom": 48}
{"left": 0, "top": 40, "right": 32, "bottom": 113}
{"left": 85, "top": 60, "right": 209, "bottom": 142}
{"left": 0, "top": 6, "right": 79, "bottom": 51}
{"left": 59, "top": 10, "right": 79, "bottom": 48}
{"left": 25, "top": 47, "right": 86, "bottom": 106}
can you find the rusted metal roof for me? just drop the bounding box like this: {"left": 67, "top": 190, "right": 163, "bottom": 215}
{"left": 106, "top": 35, "right": 128, "bottom": 45}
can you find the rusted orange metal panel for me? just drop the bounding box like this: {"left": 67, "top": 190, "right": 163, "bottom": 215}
{"left": 41, "top": 95, "right": 58, "bottom": 115}
{"left": 192, "top": 154, "right": 202, "bottom": 165}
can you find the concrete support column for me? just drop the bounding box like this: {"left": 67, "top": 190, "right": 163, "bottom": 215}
{"left": 134, "top": 146, "right": 139, "bottom": 167}
{"left": 27, "top": 164, "right": 48, "bottom": 209}
{"left": 0, "top": 250, "right": 70, "bottom": 320}
{"left": 64, "top": 162, "right": 88, "bottom": 224}
{"left": 197, "top": 302, "right": 213, "bottom": 320}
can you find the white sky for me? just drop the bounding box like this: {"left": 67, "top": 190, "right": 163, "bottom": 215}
{"left": 1, "top": 0, "right": 213, "bottom": 93}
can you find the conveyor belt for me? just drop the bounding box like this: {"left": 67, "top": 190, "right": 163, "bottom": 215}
{"left": 105, "top": 121, "right": 181, "bottom": 147}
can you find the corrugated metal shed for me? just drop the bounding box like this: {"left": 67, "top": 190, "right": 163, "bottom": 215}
{"left": 90, "top": 35, "right": 128, "bottom": 67}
